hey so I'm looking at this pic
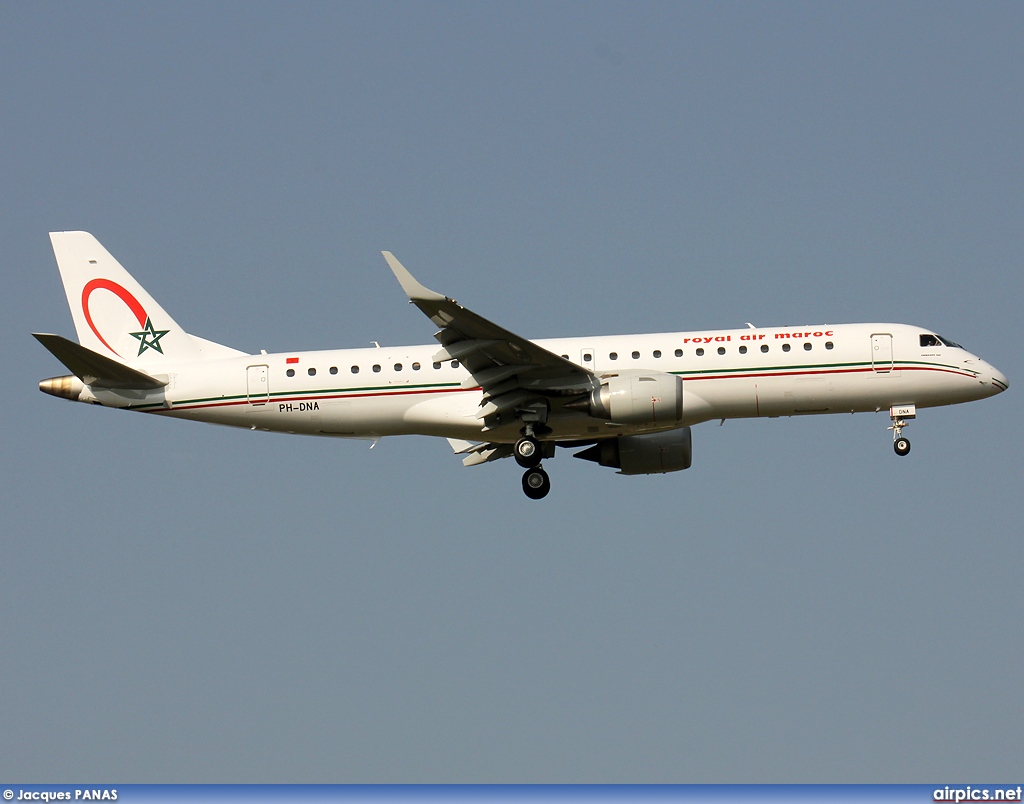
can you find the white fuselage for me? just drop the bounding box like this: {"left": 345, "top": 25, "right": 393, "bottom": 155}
{"left": 80, "top": 322, "right": 1006, "bottom": 443}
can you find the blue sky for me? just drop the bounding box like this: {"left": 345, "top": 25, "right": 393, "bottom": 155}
{"left": 2, "top": 2, "right": 1022, "bottom": 782}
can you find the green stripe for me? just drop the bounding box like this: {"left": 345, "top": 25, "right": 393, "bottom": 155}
{"left": 132, "top": 380, "right": 464, "bottom": 410}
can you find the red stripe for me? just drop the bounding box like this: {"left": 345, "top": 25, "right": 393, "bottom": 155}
{"left": 286, "top": 357, "right": 299, "bottom": 364}
{"left": 685, "top": 365, "right": 976, "bottom": 382}
{"left": 166, "top": 385, "right": 476, "bottom": 412}
{"left": 155, "top": 365, "right": 974, "bottom": 414}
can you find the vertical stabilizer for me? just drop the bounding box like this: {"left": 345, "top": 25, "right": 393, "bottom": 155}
{"left": 49, "top": 231, "right": 204, "bottom": 366}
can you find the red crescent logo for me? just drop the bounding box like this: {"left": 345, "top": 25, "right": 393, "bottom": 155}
{"left": 81, "top": 279, "right": 148, "bottom": 356}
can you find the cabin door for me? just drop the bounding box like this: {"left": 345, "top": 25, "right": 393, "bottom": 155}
{"left": 247, "top": 364, "right": 270, "bottom": 405}
{"left": 870, "top": 334, "right": 893, "bottom": 373}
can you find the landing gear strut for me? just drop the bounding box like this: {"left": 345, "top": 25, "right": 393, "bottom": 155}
{"left": 522, "top": 465, "right": 551, "bottom": 500}
{"left": 516, "top": 415, "right": 551, "bottom": 498}
{"left": 888, "top": 404, "right": 915, "bottom": 457}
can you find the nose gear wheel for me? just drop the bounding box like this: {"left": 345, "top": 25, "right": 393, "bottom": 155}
{"left": 887, "top": 406, "right": 915, "bottom": 457}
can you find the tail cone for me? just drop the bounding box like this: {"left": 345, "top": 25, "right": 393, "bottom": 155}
{"left": 39, "top": 375, "right": 84, "bottom": 401}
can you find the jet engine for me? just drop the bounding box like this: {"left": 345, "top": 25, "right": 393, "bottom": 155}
{"left": 574, "top": 370, "right": 683, "bottom": 425}
{"left": 574, "top": 428, "right": 692, "bottom": 475}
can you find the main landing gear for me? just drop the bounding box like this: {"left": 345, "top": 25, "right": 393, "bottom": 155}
{"left": 516, "top": 424, "right": 551, "bottom": 499}
{"left": 514, "top": 434, "right": 542, "bottom": 468}
{"left": 522, "top": 465, "right": 551, "bottom": 500}
{"left": 888, "top": 404, "right": 915, "bottom": 457}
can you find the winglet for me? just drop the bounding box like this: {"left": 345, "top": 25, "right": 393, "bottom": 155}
{"left": 381, "top": 252, "right": 446, "bottom": 303}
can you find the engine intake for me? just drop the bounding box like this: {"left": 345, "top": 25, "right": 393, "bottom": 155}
{"left": 579, "top": 371, "right": 683, "bottom": 425}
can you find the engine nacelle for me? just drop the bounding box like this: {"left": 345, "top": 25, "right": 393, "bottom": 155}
{"left": 584, "top": 371, "right": 683, "bottom": 425}
{"left": 574, "top": 428, "right": 693, "bottom": 475}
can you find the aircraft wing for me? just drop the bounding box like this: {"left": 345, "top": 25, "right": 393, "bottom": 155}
{"left": 383, "top": 252, "right": 595, "bottom": 428}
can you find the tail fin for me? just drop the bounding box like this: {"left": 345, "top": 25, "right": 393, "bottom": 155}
{"left": 49, "top": 231, "right": 243, "bottom": 366}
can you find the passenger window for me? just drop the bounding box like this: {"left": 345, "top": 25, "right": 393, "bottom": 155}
{"left": 394, "top": 363, "right": 402, "bottom": 371}
{"left": 330, "top": 366, "right": 338, "bottom": 375}
{"left": 717, "top": 347, "right": 726, "bottom": 355}
{"left": 609, "top": 352, "right": 618, "bottom": 360}
{"left": 631, "top": 351, "right": 640, "bottom": 359}
{"left": 308, "top": 367, "right": 316, "bottom": 376}
{"left": 351, "top": 365, "right": 359, "bottom": 374}
{"left": 803, "top": 342, "right": 812, "bottom": 351}
{"left": 372, "top": 364, "right": 381, "bottom": 373}
{"left": 674, "top": 349, "right": 683, "bottom": 357}
{"left": 452, "top": 360, "right": 460, "bottom": 368}
{"left": 782, "top": 343, "right": 791, "bottom": 352}
{"left": 653, "top": 350, "right": 662, "bottom": 358}
{"left": 433, "top": 362, "right": 441, "bottom": 369}
{"left": 696, "top": 348, "right": 704, "bottom": 356}
{"left": 286, "top": 368, "right": 295, "bottom": 377}
{"left": 739, "top": 345, "right": 747, "bottom": 354}
{"left": 761, "top": 344, "right": 769, "bottom": 353}
{"left": 412, "top": 362, "right": 421, "bottom": 371}
{"left": 561, "top": 355, "right": 569, "bottom": 360}
{"left": 825, "top": 342, "right": 834, "bottom": 350}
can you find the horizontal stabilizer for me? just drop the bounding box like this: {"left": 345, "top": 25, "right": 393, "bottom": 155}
{"left": 33, "top": 333, "right": 168, "bottom": 390}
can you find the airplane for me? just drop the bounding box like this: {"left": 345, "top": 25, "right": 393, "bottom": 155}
{"left": 35, "top": 231, "right": 1008, "bottom": 499}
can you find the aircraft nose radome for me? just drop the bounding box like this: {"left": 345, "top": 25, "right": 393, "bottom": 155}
{"left": 990, "top": 366, "right": 1009, "bottom": 394}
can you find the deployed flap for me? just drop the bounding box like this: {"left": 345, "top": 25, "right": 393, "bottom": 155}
{"left": 446, "top": 438, "right": 478, "bottom": 455}
{"left": 382, "top": 252, "right": 595, "bottom": 426}
{"left": 445, "top": 439, "right": 514, "bottom": 466}
{"left": 33, "top": 333, "right": 168, "bottom": 389}
{"left": 462, "top": 444, "right": 513, "bottom": 466}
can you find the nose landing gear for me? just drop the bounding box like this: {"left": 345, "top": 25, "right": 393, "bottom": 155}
{"left": 888, "top": 404, "right": 915, "bottom": 457}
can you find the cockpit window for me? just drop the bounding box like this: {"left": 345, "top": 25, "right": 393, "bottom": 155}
{"left": 921, "top": 333, "right": 963, "bottom": 348}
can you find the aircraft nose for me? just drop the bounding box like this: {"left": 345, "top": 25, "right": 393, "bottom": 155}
{"left": 989, "top": 365, "right": 1009, "bottom": 394}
